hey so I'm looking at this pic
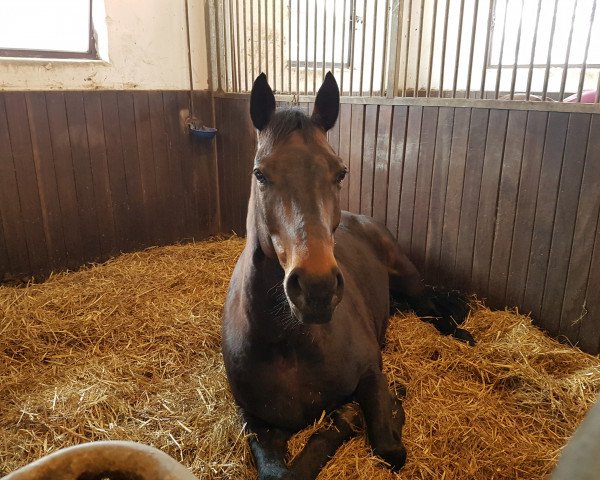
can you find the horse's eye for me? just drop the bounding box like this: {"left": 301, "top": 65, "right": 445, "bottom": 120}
{"left": 336, "top": 169, "right": 347, "bottom": 184}
{"left": 253, "top": 169, "right": 268, "bottom": 185}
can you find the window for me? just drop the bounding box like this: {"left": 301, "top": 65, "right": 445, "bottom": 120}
{"left": 0, "top": 0, "right": 99, "bottom": 59}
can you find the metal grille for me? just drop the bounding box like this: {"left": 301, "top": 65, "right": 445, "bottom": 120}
{"left": 207, "top": 0, "right": 600, "bottom": 104}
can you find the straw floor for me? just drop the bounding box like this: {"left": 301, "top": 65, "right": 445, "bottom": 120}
{"left": 1, "top": 236, "right": 599, "bottom": 479}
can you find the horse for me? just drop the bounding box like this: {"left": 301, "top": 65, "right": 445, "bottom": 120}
{"left": 221, "top": 72, "right": 474, "bottom": 480}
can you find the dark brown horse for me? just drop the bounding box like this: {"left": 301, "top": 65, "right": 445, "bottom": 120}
{"left": 222, "top": 73, "right": 474, "bottom": 480}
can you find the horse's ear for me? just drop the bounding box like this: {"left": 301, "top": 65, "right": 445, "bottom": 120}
{"left": 311, "top": 72, "right": 340, "bottom": 132}
{"left": 250, "top": 73, "right": 276, "bottom": 131}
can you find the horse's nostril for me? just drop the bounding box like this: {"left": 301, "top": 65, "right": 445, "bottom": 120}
{"left": 285, "top": 269, "right": 304, "bottom": 305}
{"left": 333, "top": 267, "right": 344, "bottom": 304}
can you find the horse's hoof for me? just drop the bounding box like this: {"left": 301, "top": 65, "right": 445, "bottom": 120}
{"left": 259, "top": 469, "right": 299, "bottom": 480}
{"left": 378, "top": 444, "right": 407, "bottom": 471}
{"left": 453, "top": 327, "right": 476, "bottom": 346}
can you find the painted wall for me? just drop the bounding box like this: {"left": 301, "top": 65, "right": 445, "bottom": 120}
{"left": 0, "top": 0, "right": 210, "bottom": 91}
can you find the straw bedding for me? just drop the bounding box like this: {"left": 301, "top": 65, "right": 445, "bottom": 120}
{"left": 1, "top": 236, "right": 599, "bottom": 479}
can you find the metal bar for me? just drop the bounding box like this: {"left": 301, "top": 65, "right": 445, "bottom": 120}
{"left": 426, "top": 0, "right": 439, "bottom": 97}
{"left": 349, "top": 0, "right": 357, "bottom": 95}
{"left": 509, "top": 0, "right": 525, "bottom": 100}
{"left": 272, "top": 0, "right": 277, "bottom": 91}
{"left": 235, "top": 0, "right": 242, "bottom": 91}
{"left": 304, "top": 0, "right": 308, "bottom": 94}
{"left": 221, "top": 0, "right": 229, "bottom": 91}
{"left": 265, "top": 0, "right": 269, "bottom": 82}
{"left": 401, "top": 0, "right": 413, "bottom": 96}
{"left": 280, "top": 0, "right": 284, "bottom": 91}
{"left": 258, "top": 0, "right": 262, "bottom": 74}
{"left": 184, "top": 0, "right": 195, "bottom": 114}
{"left": 340, "top": 0, "right": 348, "bottom": 94}
{"left": 465, "top": 0, "right": 479, "bottom": 98}
{"left": 297, "top": 0, "right": 301, "bottom": 95}
{"left": 380, "top": 0, "right": 391, "bottom": 96}
{"left": 386, "top": 0, "right": 403, "bottom": 98}
{"left": 413, "top": 0, "right": 425, "bottom": 97}
{"left": 542, "top": 0, "right": 560, "bottom": 100}
{"left": 597, "top": 68, "right": 600, "bottom": 103}
{"left": 494, "top": 0, "right": 510, "bottom": 99}
{"left": 576, "top": 0, "right": 596, "bottom": 102}
{"left": 359, "top": 0, "right": 367, "bottom": 95}
{"left": 251, "top": 0, "right": 255, "bottom": 80}
{"left": 243, "top": 0, "right": 249, "bottom": 91}
{"left": 274, "top": 2, "right": 277, "bottom": 91}
{"left": 288, "top": 0, "right": 292, "bottom": 93}
{"left": 369, "top": 0, "right": 379, "bottom": 96}
{"left": 228, "top": 0, "right": 237, "bottom": 91}
{"left": 479, "top": 0, "right": 494, "bottom": 99}
{"left": 525, "top": 0, "right": 543, "bottom": 100}
{"left": 439, "top": 0, "right": 451, "bottom": 98}
{"left": 206, "top": 0, "right": 219, "bottom": 91}
{"left": 214, "top": 0, "right": 225, "bottom": 91}
{"left": 331, "top": 0, "right": 337, "bottom": 75}
{"left": 322, "top": 0, "right": 327, "bottom": 82}
{"left": 559, "top": 0, "right": 579, "bottom": 100}
{"left": 452, "top": 0, "right": 466, "bottom": 98}
{"left": 313, "top": 0, "right": 318, "bottom": 93}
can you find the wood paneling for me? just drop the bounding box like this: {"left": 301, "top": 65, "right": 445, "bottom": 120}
{"left": 0, "top": 90, "right": 218, "bottom": 281}
{"left": 3, "top": 90, "right": 600, "bottom": 354}
{"left": 214, "top": 98, "right": 600, "bottom": 353}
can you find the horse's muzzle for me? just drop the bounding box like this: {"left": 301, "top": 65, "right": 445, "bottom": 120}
{"left": 285, "top": 266, "right": 344, "bottom": 324}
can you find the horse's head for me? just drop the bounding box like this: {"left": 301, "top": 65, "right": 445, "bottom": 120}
{"left": 249, "top": 72, "right": 347, "bottom": 325}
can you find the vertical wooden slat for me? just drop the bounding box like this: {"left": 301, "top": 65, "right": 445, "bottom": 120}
{"left": 425, "top": 107, "right": 454, "bottom": 281}
{"left": 453, "top": 108, "right": 489, "bottom": 291}
{"left": 487, "top": 110, "right": 528, "bottom": 305}
{"left": 505, "top": 110, "right": 548, "bottom": 308}
{"left": 64, "top": 92, "right": 102, "bottom": 262}
{"left": 4, "top": 92, "right": 49, "bottom": 275}
{"left": 118, "top": 92, "right": 148, "bottom": 247}
{"left": 82, "top": 92, "right": 117, "bottom": 258}
{"left": 45, "top": 92, "right": 85, "bottom": 269}
{"left": 162, "top": 91, "right": 189, "bottom": 238}
{"left": 24, "top": 92, "right": 67, "bottom": 270}
{"left": 360, "top": 104, "right": 378, "bottom": 216}
{"left": 372, "top": 105, "right": 393, "bottom": 224}
{"left": 192, "top": 91, "right": 220, "bottom": 235}
{"left": 385, "top": 105, "right": 408, "bottom": 236}
{"left": 338, "top": 103, "right": 352, "bottom": 211}
{"left": 471, "top": 109, "right": 508, "bottom": 298}
{"left": 100, "top": 91, "right": 135, "bottom": 252}
{"left": 522, "top": 112, "right": 570, "bottom": 322}
{"left": 348, "top": 104, "right": 364, "bottom": 214}
{"left": 439, "top": 107, "right": 470, "bottom": 288}
{"left": 147, "top": 92, "right": 177, "bottom": 244}
{"left": 411, "top": 106, "right": 439, "bottom": 271}
{"left": 0, "top": 94, "right": 30, "bottom": 276}
{"left": 132, "top": 92, "right": 159, "bottom": 243}
{"left": 540, "top": 113, "right": 590, "bottom": 337}
{"left": 561, "top": 115, "right": 600, "bottom": 348}
{"left": 177, "top": 91, "right": 201, "bottom": 238}
{"left": 396, "top": 105, "right": 422, "bottom": 250}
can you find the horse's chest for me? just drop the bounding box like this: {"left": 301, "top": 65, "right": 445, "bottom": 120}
{"left": 241, "top": 351, "right": 361, "bottom": 430}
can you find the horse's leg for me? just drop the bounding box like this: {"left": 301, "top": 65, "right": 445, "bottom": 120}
{"left": 354, "top": 371, "right": 407, "bottom": 471}
{"left": 387, "top": 251, "right": 475, "bottom": 345}
{"left": 289, "top": 403, "right": 363, "bottom": 479}
{"left": 242, "top": 410, "right": 295, "bottom": 480}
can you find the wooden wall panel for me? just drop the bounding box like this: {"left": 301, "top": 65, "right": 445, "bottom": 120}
{"left": 211, "top": 97, "right": 600, "bottom": 353}
{"left": 3, "top": 91, "right": 600, "bottom": 353}
{"left": 0, "top": 90, "right": 218, "bottom": 281}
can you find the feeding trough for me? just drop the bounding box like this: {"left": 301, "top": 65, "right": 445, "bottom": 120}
{"left": 188, "top": 123, "right": 217, "bottom": 140}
